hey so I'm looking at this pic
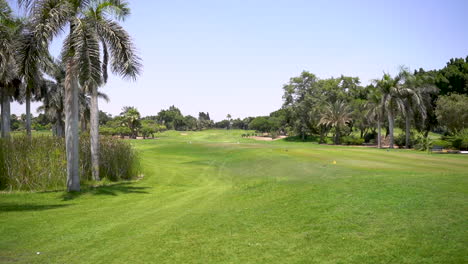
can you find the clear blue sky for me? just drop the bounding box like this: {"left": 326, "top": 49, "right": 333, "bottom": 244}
{"left": 11, "top": 0, "right": 468, "bottom": 121}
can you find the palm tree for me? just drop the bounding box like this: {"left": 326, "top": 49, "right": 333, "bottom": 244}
{"left": 17, "top": 24, "right": 49, "bottom": 138}
{"left": 0, "top": 1, "right": 21, "bottom": 138}
{"left": 373, "top": 71, "right": 405, "bottom": 148}
{"left": 120, "top": 106, "right": 140, "bottom": 139}
{"left": 39, "top": 58, "right": 66, "bottom": 137}
{"left": 399, "top": 72, "right": 438, "bottom": 148}
{"left": 366, "top": 86, "right": 383, "bottom": 148}
{"left": 319, "top": 100, "right": 352, "bottom": 144}
{"left": 21, "top": 0, "right": 141, "bottom": 191}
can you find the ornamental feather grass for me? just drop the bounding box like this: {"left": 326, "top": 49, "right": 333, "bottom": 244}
{"left": 0, "top": 135, "right": 140, "bottom": 191}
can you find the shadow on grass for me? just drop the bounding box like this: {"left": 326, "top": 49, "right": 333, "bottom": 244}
{"left": 0, "top": 203, "right": 71, "bottom": 212}
{"left": 283, "top": 135, "right": 322, "bottom": 143}
{"left": 61, "top": 182, "right": 150, "bottom": 201}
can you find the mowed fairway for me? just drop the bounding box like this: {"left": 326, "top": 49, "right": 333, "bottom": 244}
{"left": 1, "top": 130, "right": 467, "bottom": 263}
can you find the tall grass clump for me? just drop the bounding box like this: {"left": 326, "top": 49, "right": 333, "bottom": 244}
{"left": 80, "top": 135, "right": 141, "bottom": 181}
{"left": 0, "top": 135, "right": 140, "bottom": 191}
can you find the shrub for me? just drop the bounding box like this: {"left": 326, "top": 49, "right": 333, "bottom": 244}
{"left": 364, "top": 131, "right": 377, "bottom": 143}
{"left": 0, "top": 135, "right": 140, "bottom": 191}
{"left": 394, "top": 133, "right": 417, "bottom": 148}
{"left": 270, "top": 130, "right": 278, "bottom": 139}
{"left": 444, "top": 129, "right": 468, "bottom": 150}
{"left": 413, "top": 134, "right": 434, "bottom": 152}
{"left": 431, "top": 139, "right": 452, "bottom": 149}
{"left": 341, "top": 136, "right": 364, "bottom": 145}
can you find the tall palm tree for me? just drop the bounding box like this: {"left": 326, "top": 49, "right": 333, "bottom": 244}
{"left": 17, "top": 26, "right": 48, "bottom": 138}
{"left": 400, "top": 72, "right": 438, "bottom": 148}
{"left": 319, "top": 100, "right": 352, "bottom": 144}
{"left": 0, "top": 0, "right": 20, "bottom": 138}
{"left": 366, "top": 86, "right": 383, "bottom": 148}
{"left": 21, "top": 0, "right": 141, "bottom": 191}
{"left": 373, "top": 71, "right": 405, "bottom": 148}
{"left": 39, "top": 58, "right": 66, "bottom": 137}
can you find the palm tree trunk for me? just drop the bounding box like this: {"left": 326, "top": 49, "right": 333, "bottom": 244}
{"left": 388, "top": 109, "right": 395, "bottom": 149}
{"left": 405, "top": 113, "right": 411, "bottom": 149}
{"left": 377, "top": 118, "right": 382, "bottom": 148}
{"left": 56, "top": 111, "right": 64, "bottom": 137}
{"left": 335, "top": 127, "right": 341, "bottom": 145}
{"left": 65, "top": 64, "right": 80, "bottom": 192}
{"left": 26, "top": 94, "right": 32, "bottom": 138}
{"left": 1, "top": 92, "right": 11, "bottom": 139}
{"left": 90, "top": 85, "right": 100, "bottom": 181}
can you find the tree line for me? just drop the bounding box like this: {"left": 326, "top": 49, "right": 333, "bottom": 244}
{"left": 0, "top": 0, "right": 140, "bottom": 192}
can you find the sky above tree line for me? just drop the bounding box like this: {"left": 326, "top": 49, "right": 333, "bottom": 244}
{"left": 11, "top": 0, "right": 468, "bottom": 121}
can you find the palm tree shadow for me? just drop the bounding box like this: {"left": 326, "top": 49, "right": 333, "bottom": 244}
{"left": 61, "top": 182, "right": 150, "bottom": 201}
{"left": 0, "top": 203, "right": 71, "bottom": 212}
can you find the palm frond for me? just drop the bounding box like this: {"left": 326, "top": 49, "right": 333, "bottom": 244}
{"left": 96, "top": 18, "right": 141, "bottom": 80}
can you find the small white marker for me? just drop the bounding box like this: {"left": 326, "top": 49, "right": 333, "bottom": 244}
{"left": 36, "top": 252, "right": 41, "bottom": 255}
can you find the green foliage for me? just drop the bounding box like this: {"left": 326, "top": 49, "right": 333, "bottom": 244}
{"left": 394, "top": 133, "right": 416, "bottom": 148}
{"left": 340, "top": 136, "right": 364, "bottom": 145}
{"left": 156, "top": 105, "right": 185, "bottom": 130}
{"left": 435, "top": 94, "right": 468, "bottom": 134}
{"left": 120, "top": 106, "right": 141, "bottom": 138}
{"left": 443, "top": 129, "right": 468, "bottom": 150}
{"left": 0, "top": 135, "right": 140, "bottom": 191}
{"left": 431, "top": 139, "right": 452, "bottom": 149}
{"left": 414, "top": 135, "right": 433, "bottom": 152}
{"left": 248, "top": 116, "right": 271, "bottom": 133}
{"left": 431, "top": 57, "right": 468, "bottom": 95}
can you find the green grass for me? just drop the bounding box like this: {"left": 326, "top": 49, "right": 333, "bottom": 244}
{"left": 1, "top": 129, "right": 467, "bottom": 263}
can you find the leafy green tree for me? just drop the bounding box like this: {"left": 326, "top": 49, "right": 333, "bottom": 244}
{"left": 282, "top": 71, "right": 321, "bottom": 140}
{"left": 433, "top": 57, "right": 468, "bottom": 95}
{"left": 184, "top": 115, "right": 198, "bottom": 131}
{"left": 197, "top": 112, "right": 213, "bottom": 130}
{"left": 248, "top": 116, "right": 271, "bottom": 133}
{"left": 140, "top": 119, "right": 157, "bottom": 138}
{"left": 99, "top": 111, "right": 112, "bottom": 125}
{"left": 435, "top": 94, "right": 468, "bottom": 134}
{"left": 156, "top": 106, "right": 185, "bottom": 130}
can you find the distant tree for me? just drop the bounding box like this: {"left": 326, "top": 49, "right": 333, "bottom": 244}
{"left": 435, "top": 94, "right": 468, "bottom": 134}
{"left": 282, "top": 71, "right": 321, "bottom": 140}
{"left": 197, "top": 112, "right": 213, "bottom": 130}
{"left": 248, "top": 116, "right": 271, "bottom": 133}
{"left": 140, "top": 120, "right": 157, "bottom": 139}
{"left": 400, "top": 72, "right": 438, "bottom": 148}
{"left": 433, "top": 57, "right": 468, "bottom": 95}
{"left": 184, "top": 115, "right": 198, "bottom": 131}
{"left": 226, "top": 114, "right": 232, "bottom": 129}
{"left": 214, "top": 119, "right": 230, "bottom": 129}
{"left": 99, "top": 111, "right": 112, "bottom": 126}
{"left": 156, "top": 106, "right": 185, "bottom": 130}
{"left": 120, "top": 106, "right": 141, "bottom": 138}
{"left": 319, "top": 101, "right": 352, "bottom": 144}
{"left": 373, "top": 71, "right": 407, "bottom": 148}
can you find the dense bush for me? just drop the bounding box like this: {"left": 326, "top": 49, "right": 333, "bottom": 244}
{"left": 341, "top": 136, "right": 364, "bottom": 145}
{"left": 443, "top": 129, "right": 468, "bottom": 150}
{"left": 394, "top": 133, "right": 416, "bottom": 148}
{"left": 0, "top": 135, "right": 140, "bottom": 191}
{"left": 364, "top": 131, "right": 377, "bottom": 143}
